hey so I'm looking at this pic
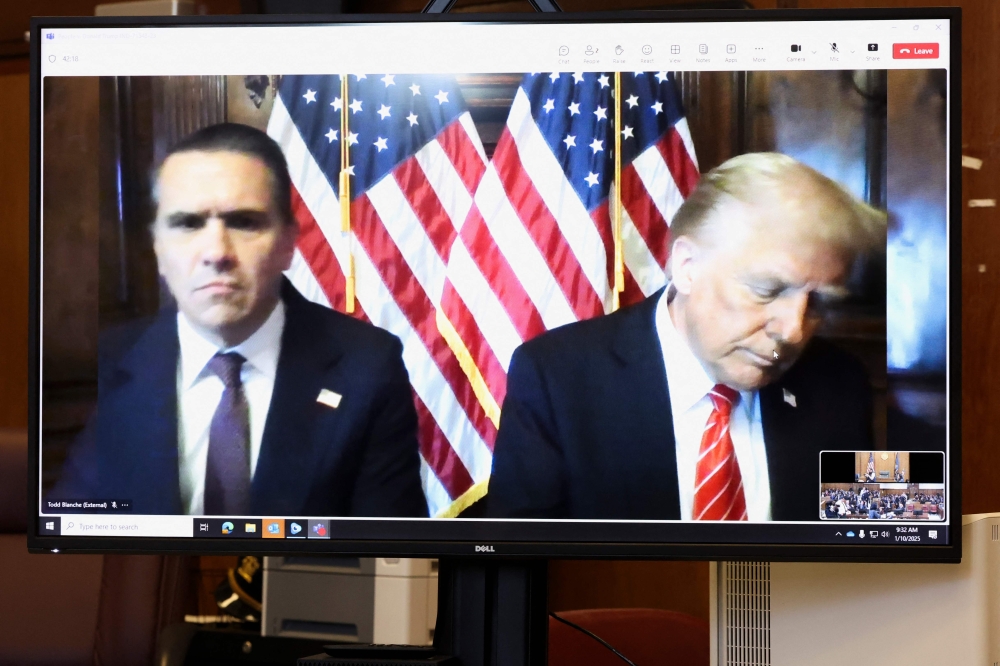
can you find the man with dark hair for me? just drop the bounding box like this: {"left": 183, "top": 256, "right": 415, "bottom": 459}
{"left": 487, "top": 153, "right": 886, "bottom": 522}
{"left": 53, "top": 123, "right": 428, "bottom": 518}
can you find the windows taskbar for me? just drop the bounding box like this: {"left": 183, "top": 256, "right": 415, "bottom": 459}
{"left": 35, "top": 515, "right": 950, "bottom": 546}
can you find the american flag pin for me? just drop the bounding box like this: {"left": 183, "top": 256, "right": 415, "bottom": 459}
{"left": 317, "top": 389, "right": 342, "bottom": 409}
{"left": 782, "top": 389, "right": 797, "bottom": 408}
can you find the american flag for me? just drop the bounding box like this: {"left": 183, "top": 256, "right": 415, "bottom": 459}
{"left": 267, "top": 71, "right": 698, "bottom": 517}
{"left": 894, "top": 451, "right": 901, "bottom": 480}
{"left": 441, "top": 70, "right": 700, "bottom": 448}
{"left": 867, "top": 452, "right": 876, "bottom": 480}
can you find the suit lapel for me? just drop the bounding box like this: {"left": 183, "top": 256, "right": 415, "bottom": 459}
{"left": 760, "top": 378, "right": 812, "bottom": 522}
{"left": 608, "top": 290, "right": 681, "bottom": 520}
{"left": 108, "top": 311, "right": 183, "bottom": 514}
{"left": 252, "top": 285, "right": 344, "bottom": 514}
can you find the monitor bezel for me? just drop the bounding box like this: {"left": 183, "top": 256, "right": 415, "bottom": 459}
{"left": 27, "top": 6, "right": 962, "bottom": 562}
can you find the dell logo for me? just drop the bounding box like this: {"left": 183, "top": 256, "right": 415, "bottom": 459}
{"left": 475, "top": 545, "right": 495, "bottom": 553}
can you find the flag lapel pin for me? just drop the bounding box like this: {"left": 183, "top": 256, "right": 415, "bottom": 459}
{"left": 317, "top": 389, "right": 342, "bottom": 409}
{"left": 782, "top": 388, "right": 797, "bottom": 408}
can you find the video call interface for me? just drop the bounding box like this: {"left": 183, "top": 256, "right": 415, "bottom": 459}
{"left": 36, "top": 18, "right": 952, "bottom": 548}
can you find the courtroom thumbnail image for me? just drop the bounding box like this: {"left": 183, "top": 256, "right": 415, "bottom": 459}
{"left": 820, "top": 484, "right": 945, "bottom": 521}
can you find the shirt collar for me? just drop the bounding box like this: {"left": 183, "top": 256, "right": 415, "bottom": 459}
{"left": 654, "top": 287, "right": 753, "bottom": 415}
{"left": 178, "top": 301, "right": 286, "bottom": 390}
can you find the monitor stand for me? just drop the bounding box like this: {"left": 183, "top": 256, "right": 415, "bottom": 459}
{"left": 432, "top": 559, "right": 549, "bottom": 666}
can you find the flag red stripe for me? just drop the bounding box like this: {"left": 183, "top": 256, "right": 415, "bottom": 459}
{"left": 440, "top": 280, "right": 509, "bottom": 424}
{"left": 656, "top": 127, "right": 700, "bottom": 198}
{"left": 591, "top": 200, "right": 614, "bottom": 285}
{"left": 291, "top": 185, "right": 368, "bottom": 321}
{"left": 619, "top": 267, "right": 647, "bottom": 308}
{"left": 459, "top": 205, "right": 547, "bottom": 342}
{"left": 392, "top": 157, "right": 457, "bottom": 260}
{"left": 621, "top": 163, "right": 671, "bottom": 269}
{"left": 413, "top": 391, "right": 474, "bottom": 499}
{"left": 435, "top": 120, "right": 487, "bottom": 195}
{"left": 352, "top": 195, "right": 498, "bottom": 448}
{"left": 492, "top": 131, "right": 605, "bottom": 321}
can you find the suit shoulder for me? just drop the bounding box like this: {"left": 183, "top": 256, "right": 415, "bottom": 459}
{"left": 516, "top": 295, "right": 657, "bottom": 362}
{"left": 790, "top": 337, "right": 870, "bottom": 389}
{"left": 97, "top": 315, "right": 160, "bottom": 368}
{"left": 297, "top": 297, "right": 404, "bottom": 356}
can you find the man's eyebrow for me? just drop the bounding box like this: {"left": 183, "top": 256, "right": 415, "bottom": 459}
{"left": 161, "top": 209, "right": 269, "bottom": 224}
{"left": 163, "top": 211, "right": 204, "bottom": 225}
{"left": 814, "top": 285, "right": 851, "bottom": 300}
{"left": 216, "top": 209, "right": 271, "bottom": 219}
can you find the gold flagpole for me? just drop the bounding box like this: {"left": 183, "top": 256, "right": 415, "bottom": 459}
{"left": 612, "top": 71, "right": 624, "bottom": 311}
{"left": 339, "top": 74, "right": 355, "bottom": 313}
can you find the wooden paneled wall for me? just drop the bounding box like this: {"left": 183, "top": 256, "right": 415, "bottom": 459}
{"left": 0, "top": 73, "right": 29, "bottom": 429}
{"left": 855, "top": 452, "right": 910, "bottom": 481}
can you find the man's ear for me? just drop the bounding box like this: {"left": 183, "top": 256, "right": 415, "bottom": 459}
{"left": 150, "top": 221, "right": 167, "bottom": 278}
{"left": 669, "top": 236, "right": 700, "bottom": 296}
{"left": 279, "top": 217, "right": 299, "bottom": 271}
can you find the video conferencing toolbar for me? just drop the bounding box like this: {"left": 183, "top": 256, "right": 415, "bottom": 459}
{"left": 38, "top": 19, "right": 949, "bottom": 76}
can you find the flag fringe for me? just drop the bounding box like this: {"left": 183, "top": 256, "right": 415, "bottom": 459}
{"left": 437, "top": 479, "right": 489, "bottom": 518}
{"left": 435, "top": 308, "right": 502, "bottom": 429}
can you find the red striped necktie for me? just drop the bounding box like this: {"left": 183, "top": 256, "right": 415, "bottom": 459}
{"left": 692, "top": 384, "right": 748, "bottom": 521}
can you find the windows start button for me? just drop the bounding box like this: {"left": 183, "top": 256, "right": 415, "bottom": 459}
{"left": 893, "top": 43, "right": 939, "bottom": 59}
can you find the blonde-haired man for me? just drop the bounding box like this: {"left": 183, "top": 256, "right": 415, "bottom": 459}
{"left": 487, "top": 153, "right": 887, "bottom": 522}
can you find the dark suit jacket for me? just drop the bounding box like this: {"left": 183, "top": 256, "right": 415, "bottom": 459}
{"left": 51, "top": 280, "right": 428, "bottom": 517}
{"left": 486, "top": 289, "right": 873, "bottom": 521}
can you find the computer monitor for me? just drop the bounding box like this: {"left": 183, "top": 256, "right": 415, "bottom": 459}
{"left": 29, "top": 8, "right": 959, "bottom": 567}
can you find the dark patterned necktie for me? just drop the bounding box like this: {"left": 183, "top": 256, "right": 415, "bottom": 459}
{"left": 203, "top": 352, "right": 251, "bottom": 515}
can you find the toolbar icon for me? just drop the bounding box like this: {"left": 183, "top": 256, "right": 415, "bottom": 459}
{"left": 699, "top": 44, "right": 708, "bottom": 54}
{"left": 726, "top": 44, "right": 736, "bottom": 54}
{"left": 790, "top": 44, "right": 801, "bottom": 52}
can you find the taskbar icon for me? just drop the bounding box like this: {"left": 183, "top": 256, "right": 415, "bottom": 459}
{"left": 193, "top": 518, "right": 262, "bottom": 538}
{"left": 193, "top": 517, "right": 328, "bottom": 539}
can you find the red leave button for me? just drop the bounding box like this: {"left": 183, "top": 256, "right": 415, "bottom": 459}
{"left": 893, "top": 43, "right": 939, "bottom": 59}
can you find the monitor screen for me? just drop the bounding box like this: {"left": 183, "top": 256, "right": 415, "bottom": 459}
{"left": 30, "top": 8, "right": 960, "bottom": 561}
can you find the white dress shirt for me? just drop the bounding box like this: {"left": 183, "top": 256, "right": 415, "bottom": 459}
{"left": 176, "top": 303, "right": 285, "bottom": 515}
{"left": 655, "top": 289, "right": 772, "bottom": 522}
